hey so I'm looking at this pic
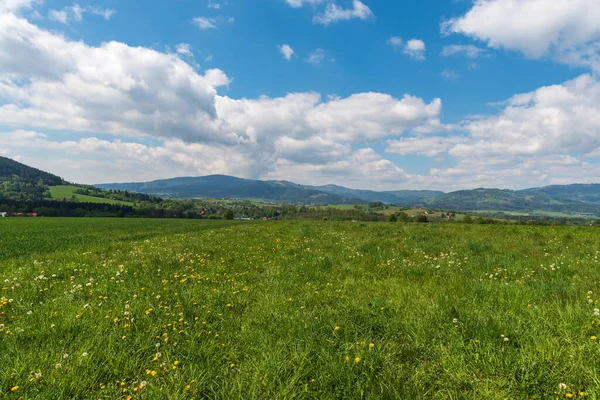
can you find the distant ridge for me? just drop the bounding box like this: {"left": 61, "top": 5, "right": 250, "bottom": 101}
{"left": 96, "top": 174, "right": 600, "bottom": 217}
{"left": 2, "top": 155, "right": 599, "bottom": 217}
{"left": 96, "top": 175, "right": 442, "bottom": 205}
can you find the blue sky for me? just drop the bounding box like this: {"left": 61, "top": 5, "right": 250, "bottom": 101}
{"left": 1, "top": 0, "right": 599, "bottom": 191}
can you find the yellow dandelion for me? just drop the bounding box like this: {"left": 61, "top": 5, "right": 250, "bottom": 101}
{"left": 369, "top": 343, "right": 375, "bottom": 349}
{"left": 334, "top": 326, "right": 340, "bottom": 331}
{"left": 11, "top": 386, "right": 19, "bottom": 392}
{"left": 185, "top": 385, "right": 191, "bottom": 391}
{"left": 354, "top": 357, "right": 361, "bottom": 363}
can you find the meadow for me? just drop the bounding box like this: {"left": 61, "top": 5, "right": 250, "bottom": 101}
{"left": 1, "top": 218, "right": 600, "bottom": 399}
{"left": 48, "top": 186, "right": 135, "bottom": 206}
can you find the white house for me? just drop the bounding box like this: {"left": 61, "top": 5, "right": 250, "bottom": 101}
{"left": 0, "top": 212, "right": 7, "bottom": 218}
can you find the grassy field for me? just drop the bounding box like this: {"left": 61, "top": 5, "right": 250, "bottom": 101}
{"left": 1, "top": 219, "right": 600, "bottom": 398}
{"left": 49, "top": 185, "right": 134, "bottom": 206}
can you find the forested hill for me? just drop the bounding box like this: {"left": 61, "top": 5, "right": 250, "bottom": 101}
{"left": 0, "top": 156, "right": 63, "bottom": 185}
{"left": 413, "top": 188, "right": 600, "bottom": 217}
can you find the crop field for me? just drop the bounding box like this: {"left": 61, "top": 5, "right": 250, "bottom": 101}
{"left": 1, "top": 219, "right": 600, "bottom": 399}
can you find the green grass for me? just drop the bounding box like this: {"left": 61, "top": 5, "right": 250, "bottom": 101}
{"left": 1, "top": 219, "right": 600, "bottom": 398}
{"left": 49, "top": 185, "right": 134, "bottom": 206}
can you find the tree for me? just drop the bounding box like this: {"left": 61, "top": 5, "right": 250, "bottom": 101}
{"left": 388, "top": 214, "right": 398, "bottom": 222}
{"left": 223, "top": 209, "right": 234, "bottom": 220}
{"left": 416, "top": 215, "right": 429, "bottom": 223}
{"left": 463, "top": 215, "right": 473, "bottom": 224}
{"left": 398, "top": 212, "right": 410, "bottom": 222}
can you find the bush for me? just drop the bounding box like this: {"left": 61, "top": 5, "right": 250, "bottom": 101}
{"left": 416, "top": 215, "right": 429, "bottom": 223}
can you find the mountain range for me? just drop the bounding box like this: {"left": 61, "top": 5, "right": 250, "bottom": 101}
{"left": 2, "top": 155, "right": 600, "bottom": 218}
{"left": 96, "top": 175, "right": 444, "bottom": 206}
{"left": 97, "top": 175, "right": 600, "bottom": 217}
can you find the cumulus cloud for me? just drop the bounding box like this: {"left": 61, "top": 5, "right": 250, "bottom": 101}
{"left": 386, "top": 136, "right": 467, "bottom": 157}
{"left": 0, "top": 8, "right": 447, "bottom": 186}
{"left": 442, "top": 0, "right": 600, "bottom": 71}
{"left": 275, "top": 136, "right": 350, "bottom": 164}
{"left": 388, "top": 37, "right": 426, "bottom": 60}
{"left": 215, "top": 92, "right": 442, "bottom": 143}
{"left": 279, "top": 44, "right": 294, "bottom": 60}
{"left": 266, "top": 148, "right": 410, "bottom": 189}
{"left": 404, "top": 39, "right": 426, "bottom": 60}
{"left": 0, "top": 12, "right": 232, "bottom": 143}
{"left": 313, "top": 0, "right": 373, "bottom": 25}
{"left": 0, "top": 130, "right": 254, "bottom": 184}
{"left": 383, "top": 74, "right": 600, "bottom": 190}
{"left": 453, "top": 74, "right": 600, "bottom": 157}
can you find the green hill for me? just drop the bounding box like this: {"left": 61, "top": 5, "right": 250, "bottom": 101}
{"left": 0, "top": 156, "right": 63, "bottom": 186}
{"left": 49, "top": 185, "right": 135, "bottom": 206}
{"left": 414, "top": 188, "right": 600, "bottom": 217}
{"left": 96, "top": 175, "right": 366, "bottom": 205}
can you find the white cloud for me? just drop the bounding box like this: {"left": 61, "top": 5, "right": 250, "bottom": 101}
{"left": 0, "top": 131, "right": 254, "bottom": 184}
{"left": 48, "top": 9, "right": 68, "bottom": 23}
{"left": 89, "top": 6, "right": 115, "bottom": 20}
{"left": 204, "top": 69, "right": 231, "bottom": 87}
{"left": 313, "top": 0, "right": 373, "bottom": 25}
{"left": 208, "top": 0, "right": 221, "bottom": 9}
{"left": 285, "top": 0, "right": 326, "bottom": 8}
{"left": 71, "top": 3, "right": 84, "bottom": 21}
{"left": 304, "top": 48, "right": 325, "bottom": 64}
{"left": 382, "top": 74, "right": 600, "bottom": 190}
{"left": 453, "top": 74, "right": 600, "bottom": 158}
{"left": 386, "top": 136, "right": 466, "bottom": 157}
{"left": 388, "top": 37, "right": 426, "bottom": 60}
{"left": 387, "top": 36, "right": 402, "bottom": 47}
{"left": 0, "top": 0, "right": 40, "bottom": 12}
{"left": 14, "top": 4, "right": 599, "bottom": 191}
{"left": 441, "top": 44, "right": 487, "bottom": 59}
{"left": 47, "top": 4, "right": 115, "bottom": 24}
{"left": 193, "top": 17, "right": 217, "bottom": 29}
{"left": 0, "top": 8, "right": 444, "bottom": 184}
{"left": 404, "top": 39, "right": 426, "bottom": 60}
{"left": 443, "top": 0, "right": 600, "bottom": 71}
{"left": 275, "top": 136, "right": 350, "bottom": 164}
{"left": 441, "top": 70, "right": 459, "bottom": 80}
{"left": 279, "top": 44, "right": 294, "bottom": 60}
{"left": 176, "top": 43, "right": 192, "bottom": 56}
{"left": 215, "top": 92, "right": 442, "bottom": 143}
{"left": 0, "top": 12, "right": 231, "bottom": 143}
{"left": 266, "top": 148, "right": 410, "bottom": 190}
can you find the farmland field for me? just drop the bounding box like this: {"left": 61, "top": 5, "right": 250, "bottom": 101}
{"left": 1, "top": 219, "right": 600, "bottom": 399}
